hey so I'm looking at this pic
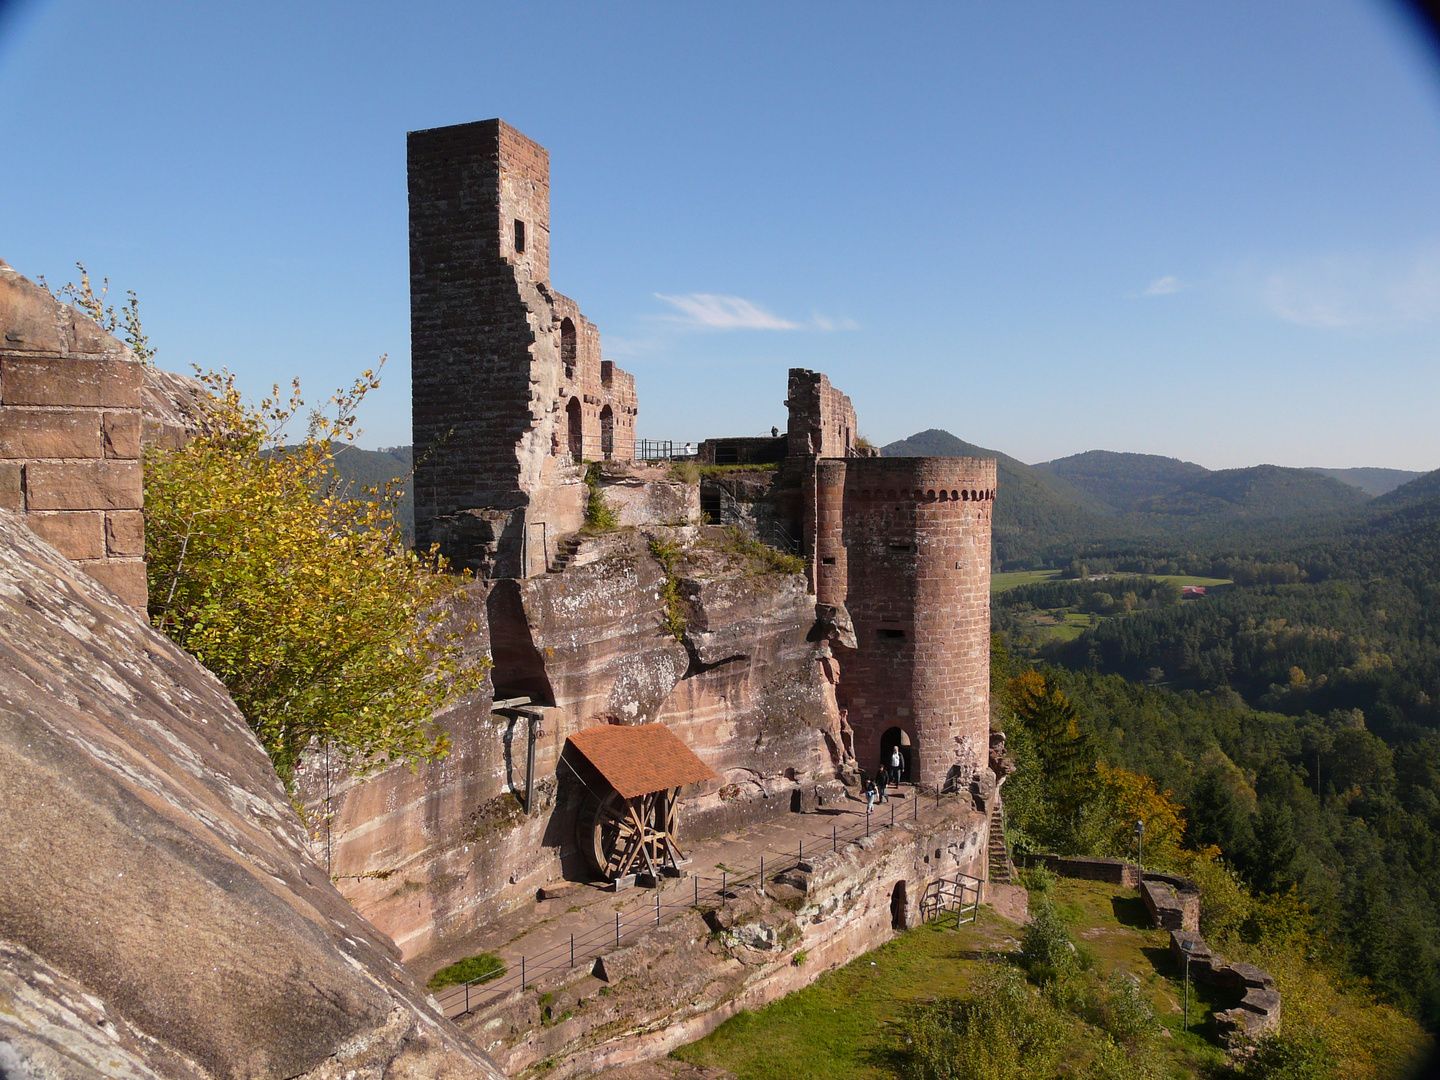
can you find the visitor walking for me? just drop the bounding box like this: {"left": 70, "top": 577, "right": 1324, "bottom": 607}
{"left": 876, "top": 767, "right": 889, "bottom": 804}
{"left": 863, "top": 772, "right": 878, "bottom": 814}
{"left": 889, "top": 745, "right": 903, "bottom": 786}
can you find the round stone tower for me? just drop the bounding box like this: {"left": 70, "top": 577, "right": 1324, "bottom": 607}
{"left": 830, "top": 456, "right": 997, "bottom": 790}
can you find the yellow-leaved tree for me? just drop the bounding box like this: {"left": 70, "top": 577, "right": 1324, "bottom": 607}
{"left": 145, "top": 365, "right": 485, "bottom": 786}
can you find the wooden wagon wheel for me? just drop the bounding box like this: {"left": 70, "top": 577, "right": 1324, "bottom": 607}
{"left": 576, "top": 789, "right": 643, "bottom": 880}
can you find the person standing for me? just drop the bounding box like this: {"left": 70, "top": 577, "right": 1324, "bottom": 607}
{"left": 889, "top": 745, "right": 904, "bottom": 786}
{"left": 863, "top": 771, "right": 877, "bottom": 814}
{"left": 876, "top": 766, "right": 889, "bottom": 804}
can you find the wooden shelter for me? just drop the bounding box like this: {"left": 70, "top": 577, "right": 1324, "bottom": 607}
{"left": 565, "top": 723, "right": 716, "bottom": 882}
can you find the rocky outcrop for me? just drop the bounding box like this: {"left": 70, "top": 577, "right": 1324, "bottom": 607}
{"left": 0, "top": 508, "right": 505, "bottom": 1080}
{"left": 141, "top": 365, "right": 211, "bottom": 448}
{"left": 1169, "top": 931, "right": 1281, "bottom": 1044}
{"left": 302, "top": 528, "right": 846, "bottom": 963}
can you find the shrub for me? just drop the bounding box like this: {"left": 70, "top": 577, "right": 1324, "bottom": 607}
{"left": 584, "top": 463, "right": 618, "bottom": 531}
{"left": 899, "top": 964, "right": 1064, "bottom": 1080}
{"left": 668, "top": 460, "right": 700, "bottom": 484}
{"left": 146, "top": 366, "right": 485, "bottom": 785}
{"left": 1090, "top": 973, "right": 1158, "bottom": 1045}
{"left": 1018, "top": 863, "right": 1057, "bottom": 896}
{"left": 1234, "top": 1033, "right": 1334, "bottom": 1080}
{"left": 1019, "top": 900, "right": 1078, "bottom": 983}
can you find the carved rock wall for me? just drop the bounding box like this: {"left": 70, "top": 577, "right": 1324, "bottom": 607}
{"left": 0, "top": 509, "right": 504, "bottom": 1080}
{"left": 304, "top": 530, "right": 844, "bottom": 962}
{"left": 463, "top": 801, "right": 989, "bottom": 1078}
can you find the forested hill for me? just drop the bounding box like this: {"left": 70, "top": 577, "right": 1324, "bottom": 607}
{"left": 881, "top": 430, "right": 1116, "bottom": 565}
{"left": 1034, "top": 449, "right": 1209, "bottom": 511}
{"left": 884, "top": 430, "right": 1383, "bottom": 567}
{"left": 1309, "top": 465, "right": 1422, "bottom": 496}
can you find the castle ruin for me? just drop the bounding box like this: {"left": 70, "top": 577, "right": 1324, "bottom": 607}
{"left": 406, "top": 117, "right": 996, "bottom": 797}
{"left": 409, "top": 119, "right": 638, "bottom": 579}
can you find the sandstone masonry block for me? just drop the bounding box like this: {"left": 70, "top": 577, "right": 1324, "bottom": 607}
{"left": 0, "top": 409, "right": 101, "bottom": 459}
{"left": 26, "top": 511, "right": 105, "bottom": 560}
{"left": 77, "top": 558, "right": 148, "bottom": 609}
{"left": 0, "top": 462, "right": 21, "bottom": 509}
{"left": 102, "top": 410, "right": 141, "bottom": 458}
{"left": 0, "top": 356, "right": 142, "bottom": 408}
{"left": 24, "top": 460, "right": 142, "bottom": 510}
{"left": 105, "top": 510, "right": 145, "bottom": 556}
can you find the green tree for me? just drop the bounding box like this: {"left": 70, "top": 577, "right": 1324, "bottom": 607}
{"left": 145, "top": 367, "right": 486, "bottom": 784}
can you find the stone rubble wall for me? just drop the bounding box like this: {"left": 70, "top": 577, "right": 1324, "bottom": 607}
{"left": 0, "top": 259, "right": 146, "bottom": 609}
{"left": 1027, "top": 853, "right": 1279, "bottom": 1046}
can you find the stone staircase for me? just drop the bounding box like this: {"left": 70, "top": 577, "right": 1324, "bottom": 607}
{"left": 988, "top": 802, "right": 1013, "bottom": 884}
{"left": 546, "top": 535, "right": 583, "bottom": 574}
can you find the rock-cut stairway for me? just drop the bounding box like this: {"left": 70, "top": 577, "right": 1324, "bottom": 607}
{"left": 988, "top": 802, "right": 1014, "bottom": 884}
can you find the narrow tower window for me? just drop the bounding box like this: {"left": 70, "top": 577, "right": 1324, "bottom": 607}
{"left": 514, "top": 219, "right": 526, "bottom": 253}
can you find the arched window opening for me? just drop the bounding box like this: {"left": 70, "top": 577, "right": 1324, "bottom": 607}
{"left": 600, "top": 405, "right": 614, "bottom": 460}
{"left": 566, "top": 397, "right": 583, "bottom": 460}
{"left": 560, "top": 318, "right": 577, "bottom": 380}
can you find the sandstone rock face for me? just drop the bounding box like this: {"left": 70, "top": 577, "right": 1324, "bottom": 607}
{"left": 0, "top": 509, "right": 505, "bottom": 1080}
{"left": 463, "top": 802, "right": 989, "bottom": 1078}
{"left": 141, "top": 365, "right": 211, "bottom": 449}
{"left": 304, "top": 530, "right": 844, "bottom": 962}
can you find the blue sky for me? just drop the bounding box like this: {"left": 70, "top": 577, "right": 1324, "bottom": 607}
{"left": 3, "top": 1, "right": 1439, "bottom": 470}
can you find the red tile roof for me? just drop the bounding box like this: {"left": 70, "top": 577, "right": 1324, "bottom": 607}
{"left": 566, "top": 723, "right": 717, "bottom": 799}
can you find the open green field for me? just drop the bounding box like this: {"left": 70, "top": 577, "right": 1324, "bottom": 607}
{"left": 991, "top": 571, "right": 1232, "bottom": 594}
{"left": 673, "top": 878, "right": 1234, "bottom": 1080}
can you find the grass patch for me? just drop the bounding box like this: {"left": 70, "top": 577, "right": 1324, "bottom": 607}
{"left": 583, "top": 462, "right": 618, "bottom": 532}
{"left": 991, "top": 569, "right": 1063, "bottom": 593}
{"left": 426, "top": 952, "right": 505, "bottom": 991}
{"left": 648, "top": 537, "right": 689, "bottom": 640}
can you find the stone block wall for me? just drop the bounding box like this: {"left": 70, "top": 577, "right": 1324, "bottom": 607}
{"left": 1025, "top": 854, "right": 1142, "bottom": 888}
{"left": 0, "top": 260, "right": 146, "bottom": 609}
{"left": 408, "top": 119, "right": 637, "bottom": 578}
{"left": 785, "top": 368, "right": 857, "bottom": 460}
{"left": 832, "top": 456, "right": 997, "bottom": 789}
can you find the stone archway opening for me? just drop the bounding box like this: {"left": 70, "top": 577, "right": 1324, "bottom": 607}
{"left": 567, "top": 397, "right": 583, "bottom": 460}
{"left": 891, "top": 880, "right": 908, "bottom": 930}
{"left": 600, "top": 405, "right": 614, "bottom": 460}
{"left": 880, "top": 726, "right": 913, "bottom": 784}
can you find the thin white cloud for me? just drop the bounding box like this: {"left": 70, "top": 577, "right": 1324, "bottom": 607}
{"left": 1241, "top": 248, "right": 1440, "bottom": 329}
{"left": 811, "top": 312, "right": 860, "bottom": 332}
{"left": 652, "top": 293, "right": 859, "bottom": 333}
{"left": 1140, "top": 275, "right": 1184, "bottom": 296}
{"left": 654, "top": 293, "right": 801, "bottom": 330}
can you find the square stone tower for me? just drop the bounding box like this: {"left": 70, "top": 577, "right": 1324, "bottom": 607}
{"left": 408, "top": 119, "right": 637, "bottom": 579}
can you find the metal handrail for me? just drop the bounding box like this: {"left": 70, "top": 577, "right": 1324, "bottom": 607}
{"left": 436, "top": 785, "right": 965, "bottom": 1018}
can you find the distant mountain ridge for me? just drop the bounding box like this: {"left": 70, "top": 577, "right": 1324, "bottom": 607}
{"left": 1307, "top": 467, "right": 1422, "bottom": 497}
{"left": 883, "top": 431, "right": 1393, "bottom": 566}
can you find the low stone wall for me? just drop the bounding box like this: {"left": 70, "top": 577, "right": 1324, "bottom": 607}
{"left": 459, "top": 801, "right": 989, "bottom": 1077}
{"left": 1141, "top": 873, "right": 1200, "bottom": 933}
{"left": 1030, "top": 854, "right": 1278, "bottom": 1046}
{"left": 1025, "top": 854, "right": 1140, "bottom": 888}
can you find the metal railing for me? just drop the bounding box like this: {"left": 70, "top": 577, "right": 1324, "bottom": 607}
{"left": 637, "top": 439, "right": 697, "bottom": 462}
{"left": 434, "top": 785, "right": 961, "bottom": 1018}
{"left": 920, "top": 873, "right": 983, "bottom": 925}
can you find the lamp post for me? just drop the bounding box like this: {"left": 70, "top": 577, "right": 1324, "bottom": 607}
{"left": 1180, "top": 937, "right": 1194, "bottom": 1032}
{"left": 1134, "top": 819, "right": 1145, "bottom": 872}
